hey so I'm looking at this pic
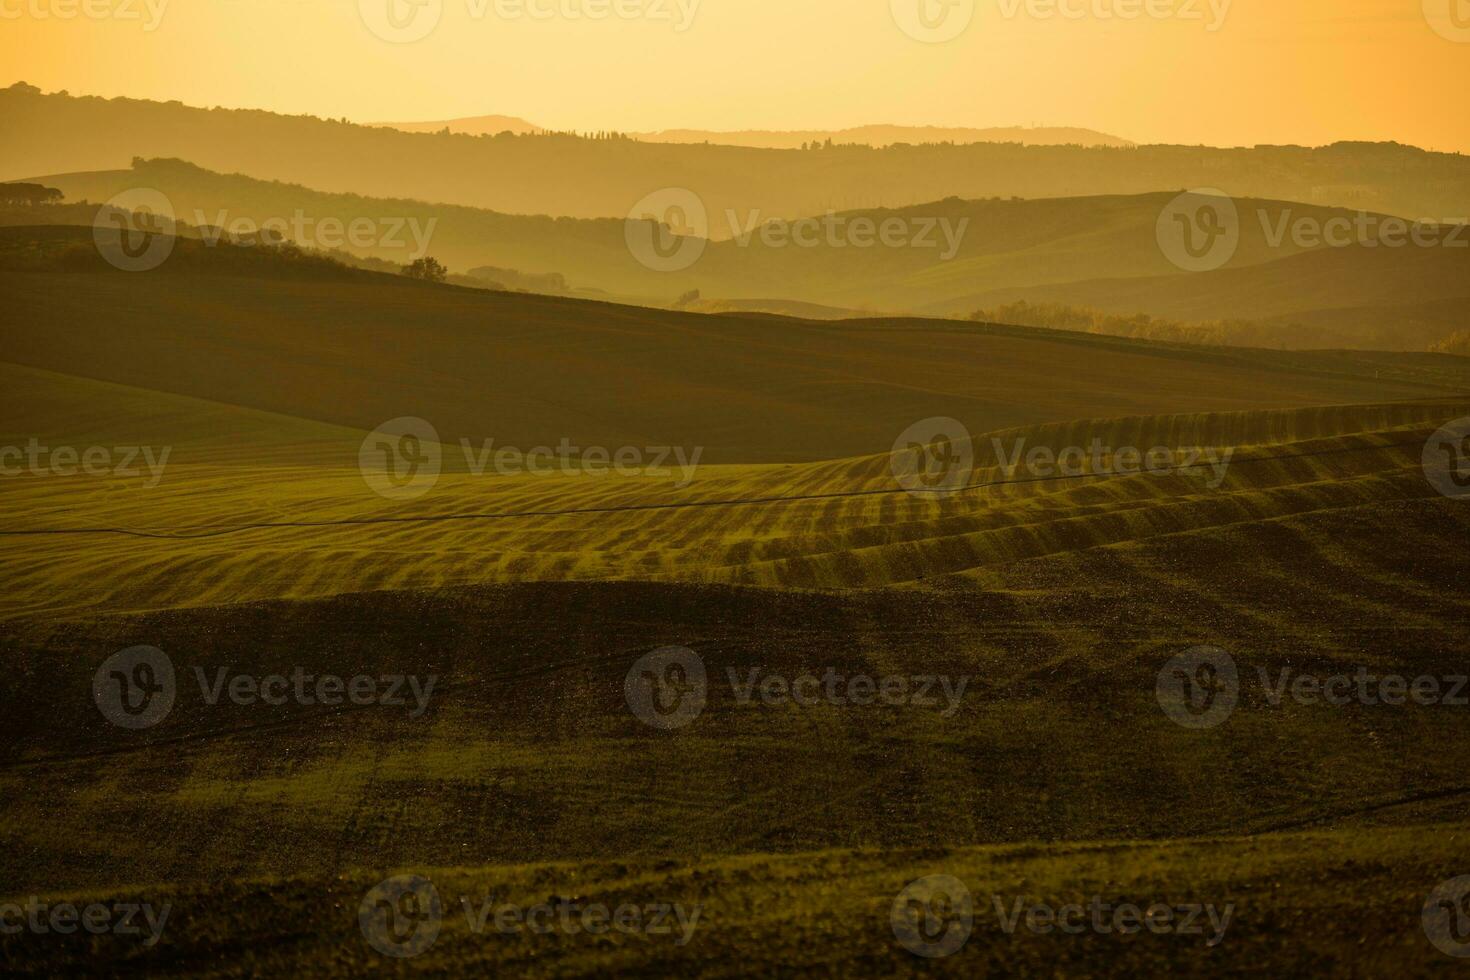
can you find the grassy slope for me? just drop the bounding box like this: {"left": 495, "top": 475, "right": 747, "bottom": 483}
{"left": 4, "top": 265, "right": 1470, "bottom": 974}
{"left": 2, "top": 356, "right": 1467, "bottom": 617}
{"left": 4, "top": 363, "right": 1469, "bottom": 881}
{"left": 5, "top": 239, "right": 1468, "bottom": 465}
{"left": 4, "top": 824, "right": 1466, "bottom": 976}
{"left": 4, "top": 499, "right": 1470, "bottom": 973}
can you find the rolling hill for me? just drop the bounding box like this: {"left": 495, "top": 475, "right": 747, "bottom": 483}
{"left": 6, "top": 84, "right": 1470, "bottom": 222}
{"left": 4, "top": 825, "right": 1463, "bottom": 975}
{"left": 4, "top": 367, "right": 1470, "bottom": 974}
{"left": 4, "top": 229, "right": 1470, "bottom": 975}
{"left": 9, "top": 0, "right": 1470, "bottom": 970}
{"left": 22, "top": 163, "right": 1470, "bottom": 349}
{"left": 6, "top": 226, "right": 1468, "bottom": 467}
{"left": 951, "top": 237, "right": 1470, "bottom": 323}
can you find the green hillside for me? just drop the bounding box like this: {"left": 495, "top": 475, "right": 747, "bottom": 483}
{"left": 4, "top": 226, "right": 1470, "bottom": 976}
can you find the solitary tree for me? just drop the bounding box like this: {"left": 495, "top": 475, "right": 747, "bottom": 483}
{"left": 402, "top": 257, "right": 448, "bottom": 283}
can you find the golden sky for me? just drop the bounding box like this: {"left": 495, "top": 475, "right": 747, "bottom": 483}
{"left": 1, "top": 0, "right": 1467, "bottom": 151}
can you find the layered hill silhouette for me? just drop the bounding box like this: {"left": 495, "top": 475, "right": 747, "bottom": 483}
{"left": 6, "top": 84, "right": 1470, "bottom": 221}
{"left": 23, "top": 161, "right": 1470, "bottom": 349}
{"left": 950, "top": 235, "right": 1470, "bottom": 347}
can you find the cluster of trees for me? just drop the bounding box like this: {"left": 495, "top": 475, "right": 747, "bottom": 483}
{"left": 969, "top": 301, "right": 1305, "bottom": 349}
{"left": 969, "top": 300, "right": 1470, "bottom": 353}
{"left": 0, "top": 226, "right": 368, "bottom": 281}
{"left": 528, "top": 129, "right": 633, "bottom": 141}
{"left": 1430, "top": 331, "right": 1470, "bottom": 357}
{"left": 0, "top": 183, "right": 63, "bottom": 205}
{"left": 462, "top": 265, "right": 569, "bottom": 294}
{"left": 402, "top": 257, "right": 447, "bottom": 282}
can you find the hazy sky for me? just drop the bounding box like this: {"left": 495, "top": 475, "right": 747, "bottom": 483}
{"left": 2, "top": 0, "right": 1468, "bottom": 151}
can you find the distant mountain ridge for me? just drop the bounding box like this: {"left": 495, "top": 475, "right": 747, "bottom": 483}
{"left": 627, "top": 125, "right": 1133, "bottom": 149}
{"left": 6, "top": 85, "right": 1470, "bottom": 222}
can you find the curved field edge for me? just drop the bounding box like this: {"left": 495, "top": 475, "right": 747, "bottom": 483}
{"left": 2, "top": 400, "right": 1466, "bottom": 618}
{"left": 2, "top": 821, "right": 1467, "bottom": 977}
